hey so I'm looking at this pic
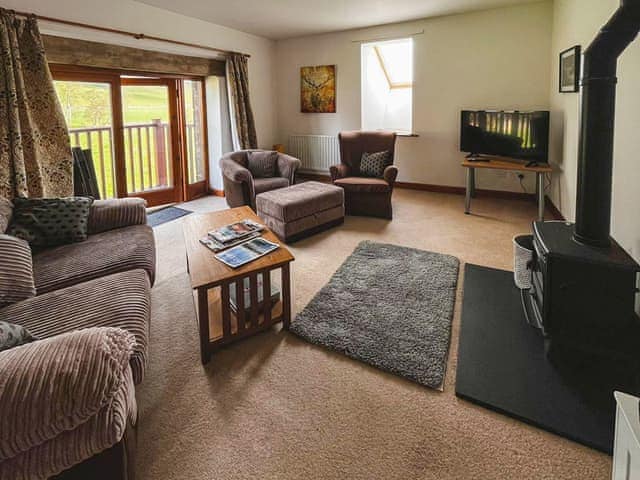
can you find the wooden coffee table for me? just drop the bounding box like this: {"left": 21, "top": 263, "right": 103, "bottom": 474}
{"left": 183, "top": 206, "right": 294, "bottom": 364}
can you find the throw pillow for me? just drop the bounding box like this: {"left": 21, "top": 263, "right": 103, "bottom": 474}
{"left": 0, "top": 321, "right": 36, "bottom": 352}
{"left": 360, "top": 151, "right": 392, "bottom": 178}
{"left": 7, "top": 197, "right": 94, "bottom": 248}
{"left": 0, "top": 234, "right": 36, "bottom": 308}
{"left": 247, "top": 151, "right": 278, "bottom": 178}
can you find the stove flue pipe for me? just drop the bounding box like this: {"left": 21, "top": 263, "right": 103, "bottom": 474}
{"left": 574, "top": 0, "right": 640, "bottom": 247}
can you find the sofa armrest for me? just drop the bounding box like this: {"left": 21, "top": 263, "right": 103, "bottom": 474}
{"left": 276, "top": 153, "right": 302, "bottom": 184}
{"left": 0, "top": 327, "right": 134, "bottom": 461}
{"left": 88, "top": 198, "right": 147, "bottom": 234}
{"left": 383, "top": 165, "right": 399, "bottom": 188}
{"left": 330, "top": 164, "right": 351, "bottom": 182}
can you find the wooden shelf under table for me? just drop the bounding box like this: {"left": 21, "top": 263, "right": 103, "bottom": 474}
{"left": 192, "top": 286, "right": 284, "bottom": 344}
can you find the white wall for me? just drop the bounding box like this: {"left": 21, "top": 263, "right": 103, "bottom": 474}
{"left": 275, "top": 2, "right": 553, "bottom": 192}
{"left": 548, "top": 0, "right": 640, "bottom": 261}
{"left": 1, "top": 0, "right": 277, "bottom": 189}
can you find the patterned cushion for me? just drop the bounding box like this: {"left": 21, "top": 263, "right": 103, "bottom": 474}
{"left": 247, "top": 151, "right": 278, "bottom": 178}
{"left": 7, "top": 197, "right": 94, "bottom": 248}
{"left": 0, "top": 321, "right": 36, "bottom": 352}
{"left": 0, "top": 197, "right": 12, "bottom": 234}
{"left": 359, "top": 150, "right": 392, "bottom": 178}
{"left": 0, "top": 234, "right": 36, "bottom": 308}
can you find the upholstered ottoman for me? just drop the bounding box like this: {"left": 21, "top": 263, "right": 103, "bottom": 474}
{"left": 256, "top": 181, "right": 344, "bottom": 242}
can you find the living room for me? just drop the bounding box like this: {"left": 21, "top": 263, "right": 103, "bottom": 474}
{"left": 1, "top": 0, "right": 639, "bottom": 479}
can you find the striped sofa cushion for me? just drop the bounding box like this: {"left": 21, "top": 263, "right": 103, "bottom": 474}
{"left": 0, "top": 270, "right": 150, "bottom": 384}
{"left": 0, "top": 234, "right": 36, "bottom": 308}
{"left": 88, "top": 198, "right": 147, "bottom": 235}
{"left": 0, "top": 328, "right": 136, "bottom": 479}
{"left": 0, "top": 366, "right": 136, "bottom": 480}
{"left": 32, "top": 223, "right": 156, "bottom": 295}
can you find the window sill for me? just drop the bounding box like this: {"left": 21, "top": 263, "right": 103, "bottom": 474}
{"left": 396, "top": 132, "right": 419, "bottom": 137}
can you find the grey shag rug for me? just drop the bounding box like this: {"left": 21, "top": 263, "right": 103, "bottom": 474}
{"left": 290, "top": 241, "right": 460, "bottom": 390}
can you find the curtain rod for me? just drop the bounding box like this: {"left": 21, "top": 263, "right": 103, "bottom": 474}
{"left": 8, "top": 9, "right": 250, "bottom": 58}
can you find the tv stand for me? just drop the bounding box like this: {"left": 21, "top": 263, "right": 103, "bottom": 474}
{"left": 461, "top": 157, "right": 553, "bottom": 221}
{"left": 466, "top": 154, "right": 491, "bottom": 162}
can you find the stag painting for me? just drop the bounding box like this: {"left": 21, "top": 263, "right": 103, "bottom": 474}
{"left": 301, "top": 65, "right": 336, "bottom": 113}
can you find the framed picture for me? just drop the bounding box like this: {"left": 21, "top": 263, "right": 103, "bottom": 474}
{"left": 559, "top": 45, "right": 581, "bottom": 93}
{"left": 301, "top": 65, "right": 336, "bottom": 113}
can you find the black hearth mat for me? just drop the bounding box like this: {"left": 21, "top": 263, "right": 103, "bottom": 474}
{"left": 456, "top": 263, "right": 637, "bottom": 454}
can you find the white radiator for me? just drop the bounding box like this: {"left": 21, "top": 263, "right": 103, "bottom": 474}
{"left": 288, "top": 135, "right": 339, "bottom": 173}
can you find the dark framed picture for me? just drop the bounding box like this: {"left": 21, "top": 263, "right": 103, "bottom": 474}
{"left": 559, "top": 45, "right": 581, "bottom": 93}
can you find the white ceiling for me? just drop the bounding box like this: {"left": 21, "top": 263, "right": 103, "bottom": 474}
{"left": 136, "top": 0, "right": 543, "bottom": 40}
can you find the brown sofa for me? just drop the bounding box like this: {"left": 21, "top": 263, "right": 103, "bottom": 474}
{"left": 0, "top": 197, "right": 155, "bottom": 480}
{"left": 330, "top": 131, "right": 398, "bottom": 219}
{"left": 220, "top": 150, "right": 301, "bottom": 210}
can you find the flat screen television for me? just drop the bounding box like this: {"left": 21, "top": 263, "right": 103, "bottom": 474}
{"left": 460, "top": 110, "right": 550, "bottom": 163}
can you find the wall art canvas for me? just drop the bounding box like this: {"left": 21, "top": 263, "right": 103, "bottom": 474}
{"left": 301, "top": 65, "right": 336, "bottom": 113}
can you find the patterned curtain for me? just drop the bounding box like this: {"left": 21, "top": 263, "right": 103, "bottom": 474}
{"left": 0, "top": 10, "right": 72, "bottom": 199}
{"left": 226, "top": 54, "right": 257, "bottom": 150}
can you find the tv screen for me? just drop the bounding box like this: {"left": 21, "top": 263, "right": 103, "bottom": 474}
{"left": 460, "top": 110, "right": 550, "bottom": 163}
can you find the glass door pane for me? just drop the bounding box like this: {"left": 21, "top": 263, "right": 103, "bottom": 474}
{"left": 183, "top": 80, "right": 206, "bottom": 184}
{"left": 121, "top": 84, "right": 173, "bottom": 194}
{"left": 54, "top": 80, "right": 116, "bottom": 199}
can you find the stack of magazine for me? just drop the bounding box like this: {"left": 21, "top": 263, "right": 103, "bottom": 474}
{"left": 199, "top": 219, "right": 279, "bottom": 269}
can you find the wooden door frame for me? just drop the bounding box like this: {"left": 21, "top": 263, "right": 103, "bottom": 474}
{"left": 121, "top": 77, "right": 183, "bottom": 206}
{"left": 177, "top": 78, "right": 210, "bottom": 202}
{"left": 50, "top": 64, "right": 128, "bottom": 199}
{"left": 51, "top": 64, "right": 211, "bottom": 207}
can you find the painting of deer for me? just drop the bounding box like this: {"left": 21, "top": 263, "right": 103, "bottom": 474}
{"left": 301, "top": 65, "right": 336, "bottom": 113}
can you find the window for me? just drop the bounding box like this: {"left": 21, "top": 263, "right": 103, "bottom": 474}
{"left": 361, "top": 38, "right": 413, "bottom": 134}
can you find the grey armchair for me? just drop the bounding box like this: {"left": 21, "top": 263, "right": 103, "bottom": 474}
{"left": 220, "top": 150, "right": 301, "bottom": 209}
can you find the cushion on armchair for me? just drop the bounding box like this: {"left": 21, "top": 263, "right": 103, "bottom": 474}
{"left": 359, "top": 150, "right": 392, "bottom": 178}
{"left": 0, "top": 327, "right": 135, "bottom": 462}
{"left": 247, "top": 151, "right": 278, "bottom": 178}
{"left": 0, "top": 234, "right": 36, "bottom": 308}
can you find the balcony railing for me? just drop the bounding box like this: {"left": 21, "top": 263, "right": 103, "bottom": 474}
{"left": 69, "top": 119, "right": 201, "bottom": 199}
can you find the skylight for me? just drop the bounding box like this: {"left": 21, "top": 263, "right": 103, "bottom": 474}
{"left": 373, "top": 39, "right": 413, "bottom": 89}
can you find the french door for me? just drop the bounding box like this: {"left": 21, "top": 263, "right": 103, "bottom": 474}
{"left": 51, "top": 65, "right": 208, "bottom": 207}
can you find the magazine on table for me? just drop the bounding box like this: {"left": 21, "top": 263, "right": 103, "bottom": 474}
{"left": 199, "top": 231, "right": 261, "bottom": 253}
{"left": 208, "top": 219, "right": 264, "bottom": 244}
{"left": 215, "top": 237, "right": 279, "bottom": 269}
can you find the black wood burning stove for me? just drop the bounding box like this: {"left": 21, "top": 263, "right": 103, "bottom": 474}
{"left": 525, "top": 221, "right": 639, "bottom": 359}
{"left": 523, "top": 0, "right": 640, "bottom": 368}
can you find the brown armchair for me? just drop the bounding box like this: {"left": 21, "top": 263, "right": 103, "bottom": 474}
{"left": 220, "top": 150, "right": 301, "bottom": 210}
{"left": 330, "top": 131, "right": 398, "bottom": 219}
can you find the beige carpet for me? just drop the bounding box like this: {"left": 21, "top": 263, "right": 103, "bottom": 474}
{"left": 136, "top": 189, "right": 611, "bottom": 479}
